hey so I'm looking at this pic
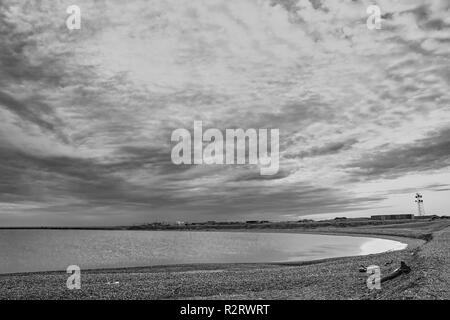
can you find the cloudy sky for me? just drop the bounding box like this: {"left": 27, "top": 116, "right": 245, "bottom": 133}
{"left": 0, "top": 0, "right": 449, "bottom": 226}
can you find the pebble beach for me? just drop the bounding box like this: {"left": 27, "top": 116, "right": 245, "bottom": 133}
{"left": 0, "top": 220, "right": 448, "bottom": 300}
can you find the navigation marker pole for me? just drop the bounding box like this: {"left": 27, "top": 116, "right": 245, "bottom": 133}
{"left": 415, "top": 193, "right": 425, "bottom": 217}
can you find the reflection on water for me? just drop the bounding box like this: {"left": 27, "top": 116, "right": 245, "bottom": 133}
{"left": 0, "top": 230, "right": 407, "bottom": 274}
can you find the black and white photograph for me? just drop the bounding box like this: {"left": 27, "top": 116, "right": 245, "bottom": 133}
{"left": 0, "top": 0, "right": 449, "bottom": 307}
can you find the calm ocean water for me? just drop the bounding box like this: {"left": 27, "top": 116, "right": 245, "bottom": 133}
{"left": 0, "top": 230, "right": 407, "bottom": 274}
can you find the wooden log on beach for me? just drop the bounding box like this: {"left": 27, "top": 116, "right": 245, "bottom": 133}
{"left": 381, "top": 261, "right": 411, "bottom": 283}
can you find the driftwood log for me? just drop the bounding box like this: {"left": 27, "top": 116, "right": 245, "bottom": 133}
{"left": 381, "top": 261, "right": 411, "bottom": 283}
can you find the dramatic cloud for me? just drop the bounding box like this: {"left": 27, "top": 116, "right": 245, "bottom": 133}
{"left": 348, "top": 128, "right": 450, "bottom": 179}
{"left": 0, "top": 0, "right": 449, "bottom": 226}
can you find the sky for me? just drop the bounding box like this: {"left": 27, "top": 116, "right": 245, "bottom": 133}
{"left": 0, "top": 0, "right": 449, "bottom": 226}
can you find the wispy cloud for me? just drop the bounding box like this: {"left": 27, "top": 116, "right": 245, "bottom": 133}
{"left": 0, "top": 0, "right": 449, "bottom": 225}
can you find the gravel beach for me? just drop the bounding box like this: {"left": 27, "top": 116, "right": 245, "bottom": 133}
{"left": 0, "top": 220, "right": 448, "bottom": 300}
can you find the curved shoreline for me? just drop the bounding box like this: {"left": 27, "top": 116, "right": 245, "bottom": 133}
{"left": 0, "top": 229, "right": 416, "bottom": 277}
{"left": 0, "top": 222, "right": 448, "bottom": 299}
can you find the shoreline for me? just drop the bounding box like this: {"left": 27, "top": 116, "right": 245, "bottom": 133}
{"left": 0, "top": 220, "right": 448, "bottom": 299}
{"left": 0, "top": 229, "right": 416, "bottom": 277}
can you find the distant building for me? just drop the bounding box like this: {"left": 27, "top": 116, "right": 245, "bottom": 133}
{"left": 371, "top": 214, "right": 414, "bottom": 220}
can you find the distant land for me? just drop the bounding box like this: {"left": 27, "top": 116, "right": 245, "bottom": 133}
{"left": 1, "top": 215, "right": 448, "bottom": 234}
